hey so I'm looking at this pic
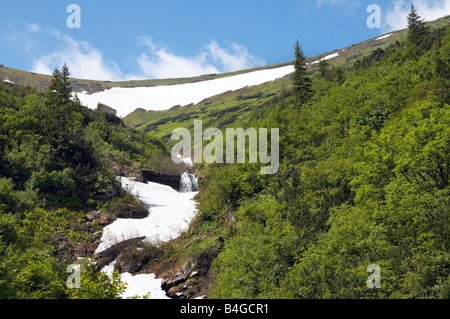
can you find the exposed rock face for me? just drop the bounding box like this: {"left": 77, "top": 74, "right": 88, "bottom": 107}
{"left": 115, "top": 244, "right": 165, "bottom": 274}
{"left": 161, "top": 248, "right": 219, "bottom": 299}
{"left": 94, "top": 237, "right": 146, "bottom": 270}
{"left": 142, "top": 169, "right": 181, "bottom": 191}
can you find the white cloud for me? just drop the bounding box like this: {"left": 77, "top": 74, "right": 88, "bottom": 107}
{"left": 384, "top": 0, "right": 450, "bottom": 32}
{"left": 136, "top": 37, "right": 265, "bottom": 79}
{"left": 28, "top": 27, "right": 265, "bottom": 81}
{"left": 207, "top": 40, "right": 265, "bottom": 73}
{"left": 25, "top": 23, "right": 41, "bottom": 33}
{"left": 136, "top": 37, "right": 219, "bottom": 79}
{"left": 32, "top": 34, "right": 125, "bottom": 81}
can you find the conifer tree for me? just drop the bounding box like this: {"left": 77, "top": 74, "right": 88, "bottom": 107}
{"left": 407, "top": 3, "right": 429, "bottom": 47}
{"left": 43, "top": 64, "right": 74, "bottom": 140}
{"left": 292, "top": 41, "right": 312, "bottom": 106}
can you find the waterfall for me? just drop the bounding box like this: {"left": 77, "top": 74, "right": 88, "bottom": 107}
{"left": 180, "top": 172, "right": 199, "bottom": 193}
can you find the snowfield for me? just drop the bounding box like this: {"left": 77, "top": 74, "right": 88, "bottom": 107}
{"left": 97, "top": 177, "right": 198, "bottom": 299}
{"left": 76, "top": 65, "right": 294, "bottom": 117}
{"left": 95, "top": 177, "right": 198, "bottom": 254}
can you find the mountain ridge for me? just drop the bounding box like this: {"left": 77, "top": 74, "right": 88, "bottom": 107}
{"left": 3, "top": 14, "right": 448, "bottom": 94}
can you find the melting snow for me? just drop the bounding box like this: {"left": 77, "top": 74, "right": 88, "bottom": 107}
{"left": 76, "top": 65, "right": 294, "bottom": 117}
{"left": 376, "top": 34, "right": 393, "bottom": 40}
{"left": 3, "top": 79, "right": 14, "bottom": 84}
{"left": 102, "top": 259, "right": 170, "bottom": 299}
{"left": 95, "top": 177, "right": 198, "bottom": 254}
{"left": 97, "top": 177, "right": 199, "bottom": 299}
{"left": 309, "top": 52, "right": 340, "bottom": 65}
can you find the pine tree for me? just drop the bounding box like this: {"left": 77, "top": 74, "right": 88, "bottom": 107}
{"left": 407, "top": 3, "right": 429, "bottom": 47}
{"left": 292, "top": 41, "right": 312, "bottom": 106}
{"left": 43, "top": 64, "right": 74, "bottom": 140}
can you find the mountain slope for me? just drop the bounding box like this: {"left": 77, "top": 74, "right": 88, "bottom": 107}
{"left": 2, "top": 15, "right": 447, "bottom": 119}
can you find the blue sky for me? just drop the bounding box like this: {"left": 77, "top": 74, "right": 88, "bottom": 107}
{"left": 0, "top": 0, "right": 448, "bottom": 80}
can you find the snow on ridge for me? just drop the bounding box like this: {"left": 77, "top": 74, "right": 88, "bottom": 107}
{"left": 376, "top": 34, "right": 393, "bottom": 41}
{"left": 309, "top": 52, "right": 340, "bottom": 65}
{"left": 76, "top": 65, "right": 295, "bottom": 118}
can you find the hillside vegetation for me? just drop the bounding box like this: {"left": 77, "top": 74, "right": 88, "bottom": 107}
{"left": 0, "top": 11, "right": 448, "bottom": 299}
{"left": 0, "top": 65, "right": 174, "bottom": 298}
{"left": 149, "top": 17, "right": 449, "bottom": 299}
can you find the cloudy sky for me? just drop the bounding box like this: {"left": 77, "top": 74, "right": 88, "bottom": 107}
{"left": 1, "top": 0, "right": 448, "bottom": 81}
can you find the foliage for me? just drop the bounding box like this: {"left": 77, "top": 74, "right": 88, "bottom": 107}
{"left": 0, "top": 66, "right": 169, "bottom": 298}
{"left": 292, "top": 41, "right": 313, "bottom": 106}
{"left": 200, "top": 23, "right": 450, "bottom": 299}
{"left": 407, "top": 3, "right": 430, "bottom": 49}
{"left": 65, "top": 260, "right": 126, "bottom": 299}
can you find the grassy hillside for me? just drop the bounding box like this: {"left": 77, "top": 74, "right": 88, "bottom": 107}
{"left": 124, "top": 15, "right": 449, "bottom": 135}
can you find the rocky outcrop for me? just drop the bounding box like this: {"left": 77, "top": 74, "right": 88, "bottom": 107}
{"left": 94, "top": 237, "right": 146, "bottom": 270}
{"left": 142, "top": 169, "right": 181, "bottom": 191}
{"left": 115, "top": 244, "right": 165, "bottom": 274}
{"left": 161, "top": 246, "right": 220, "bottom": 299}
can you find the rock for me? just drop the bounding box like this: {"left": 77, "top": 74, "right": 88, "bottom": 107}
{"left": 96, "top": 213, "right": 115, "bottom": 226}
{"left": 115, "top": 244, "right": 164, "bottom": 274}
{"left": 96, "top": 103, "right": 117, "bottom": 115}
{"left": 87, "top": 210, "right": 101, "bottom": 221}
{"left": 142, "top": 169, "right": 181, "bottom": 191}
{"left": 116, "top": 204, "right": 148, "bottom": 219}
{"left": 161, "top": 271, "right": 188, "bottom": 292}
{"left": 95, "top": 237, "right": 146, "bottom": 270}
{"left": 161, "top": 260, "right": 197, "bottom": 292}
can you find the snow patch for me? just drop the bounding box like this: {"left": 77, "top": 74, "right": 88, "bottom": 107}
{"left": 376, "top": 34, "right": 393, "bottom": 40}
{"left": 102, "top": 260, "right": 170, "bottom": 299}
{"left": 3, "top": 79, "right": 14, "bottom": 84}
{"left": 77, "top": 65, "right": 294, "bottom": 117}
{"left": 309, "top": 52, "right": 340, "bottom": 65}
{"left": 95, "top": 177, "right": 198, "bottom": 254}
{"left": 97, "top": 176, "right": 199, "bottom": 299}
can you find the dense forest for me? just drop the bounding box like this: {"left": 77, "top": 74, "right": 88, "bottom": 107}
{"left": 0, "top": 7, "right": 449, "bottom": 299}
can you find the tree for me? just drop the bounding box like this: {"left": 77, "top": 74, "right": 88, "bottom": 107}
{"left": 407, "top": 3, "right": 429, "bottom": 48}
{"left": 317, "top": 55, "right": 329, "bottom": 78}
{"left": 292, "top": 41, "right": 313, "bottom": 106}
{"left": 43, "top": 64, "right": 74, "bottom": 139}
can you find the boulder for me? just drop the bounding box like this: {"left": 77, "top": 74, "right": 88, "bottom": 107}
{"left": 115, "top": 244, "right": 164, "bottom": 274}
{"left": 95, "top": 237, "right": 146, "bottom": 270}
{"left": 142, "top": 169, "right": 181, "bottom": 191}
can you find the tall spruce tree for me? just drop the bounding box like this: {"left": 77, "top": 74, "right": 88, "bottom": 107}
{"left": 407, "top": 3, "right": 429, "bottom": 47}
{"left": 292, "top": 41, "right": 312, "bottom": 106}
{"left": 43, "top": 64, "right": 74, "bottom": 139}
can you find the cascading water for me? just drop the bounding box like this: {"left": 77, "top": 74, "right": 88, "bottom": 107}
{"left": 180, "top": 172, "right": 199, "bottom": 193}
